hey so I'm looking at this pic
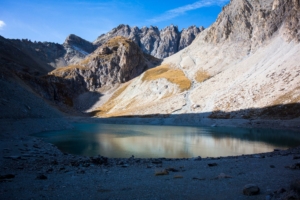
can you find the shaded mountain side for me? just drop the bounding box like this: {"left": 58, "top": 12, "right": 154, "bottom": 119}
{"left": 6, "top": 34, "right": 97, "bottom": 73}
{"left": 88, "top": 0, "right": 300, "bottom": 119}
{"left": 0, "top": 35, "right": 161, "bottom": 112}
{"left": 0, "top": 63, "right": 64, "bottom": 119}
{"left": 0, "top": 36, "right": 53, "bottom": 75}
{"left": 93, "top": 25, "right": 204, "bottom": 58}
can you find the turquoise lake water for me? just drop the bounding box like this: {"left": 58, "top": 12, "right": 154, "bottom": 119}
{"left": 33, "top": 123, "right": 300, "bottom": 158}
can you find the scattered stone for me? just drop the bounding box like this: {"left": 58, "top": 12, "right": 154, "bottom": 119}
{"left": 3, "top": 155, "right": 21, "bottom": 160}
{"left": 194, "top": 156, "right": 202, "bottom": 161}
{"left": 192, "top": 177, "right": 206, "bottom": 181}
{"left": 166, "top": 167, "right": 179, "bottom": 172}
{"left": 243, "top": 184, "right": 260, "bottom": 196}
{"left": 270, "top": 165, "right": 275, "bottom": 168}
{"left": 155, "top": 169, "right": 169, "bottom": 176}
{"left": 59, "top": 167, "right": 66, "bottom": 171}
{"left": 293, "top": 155, "right": 300, "bottom": 160}
{"left": 121, "top": 164, "right": 129, "bottom": 168}
{"left": 117, "top": 161, "right": 124, "bottom": 165}
{"left": 285, "top": 163, "right": 300, "bottom": 170}
{"left": 208, "top": 163, "right": 218, "bottom": 167}
{"left": 90, "top": 156, "right": 108, "bottom": 165}
{"left": 36, "top": 174, "right": 47, "bottom": 180}
{"left": 46, "top": 168, "right": 53, "bottom": 173}
{"left": 0, "top": 174, "right": 15, "bottom": 181}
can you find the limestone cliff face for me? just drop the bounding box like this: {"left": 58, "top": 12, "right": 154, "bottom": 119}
{"left": 179, "top": 26, "right": 204, "bottom": 51}
{"left": 93, "top": 25, "right": 204, "bottom": 59}
{"left": 63, "top": 34, "right": 97, "bottom": 65}
{"left": 50, "top": 36, "right": 160, "bottom": 91}
{"left": 204, "top": 0, "right": 300, "bottom": 52}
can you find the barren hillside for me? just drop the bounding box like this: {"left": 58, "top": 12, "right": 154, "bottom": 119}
{"left": 91, "top": 0, "right": 300, "bottom": 120}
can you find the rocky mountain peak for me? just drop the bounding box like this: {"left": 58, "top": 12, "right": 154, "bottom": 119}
{"left": 204, "top": 0, "right": 300, "bottom": 50}
{"left": 62, "top": 34, "right": 97, "bottom": 65}
{"left": 93, "top": 24, "right": 204, "bottom": 58}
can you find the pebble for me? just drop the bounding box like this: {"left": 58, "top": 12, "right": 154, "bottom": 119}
{"left": 208, "top": 163, "right": 218, "bottom": 167}
{"left": 293, "top": 155, "right": 300, "bottom": 160}
{"left": 36, "top": 174, "right": 47, "bottom": 180}
{"left": 243, "top": 184, "right": 260, "bottom": 196}
{"left": 152, "top": 159, "right": 162, "bottom": 164}
{"left": 121, "top": 164, "right": 129, "bottom": 168}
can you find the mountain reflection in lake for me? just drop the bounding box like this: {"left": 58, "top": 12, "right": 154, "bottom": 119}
{"left": 33, "top": 123, "right": 300, "bottom": 158}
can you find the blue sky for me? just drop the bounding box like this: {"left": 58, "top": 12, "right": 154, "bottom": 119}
{"left": 0, "top": 0, "right": 229, "bottom": 43}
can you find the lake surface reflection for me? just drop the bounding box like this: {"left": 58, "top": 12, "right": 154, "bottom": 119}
{"left": 33, "top": 123, "right": 300, "bottom": 158}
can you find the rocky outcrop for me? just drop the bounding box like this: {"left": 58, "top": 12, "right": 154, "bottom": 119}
{"left": 50, "top": 36, "right": 161, "bottom": 91}
{"left": 179, "top": 26, "right": 204, "bottom": 51}
{"left": 204, "top": 0, "right": 300, "bottom": 52}
{"left": 93, "top": 25, "right": 204, "bottom": 58}
{"left": 63, "top": 34, "right": 97, "bottom": 65}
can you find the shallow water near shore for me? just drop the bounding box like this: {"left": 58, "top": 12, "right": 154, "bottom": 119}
{"left": 33, "top": 123, "right": 300, "bottom": 158}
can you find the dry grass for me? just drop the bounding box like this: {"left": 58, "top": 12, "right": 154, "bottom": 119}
{"left": 105, "top": 36, "right": 131, "bottom": 49}
{"left": 272, "top": 86, "right": 300, "bottom": 105}
{"left": 79, "top": 57, "right": 92, "bottom": 65}
{"left": 195, "top": 69, "right": 211, "bottom": 83}
{"left": 50, "top": 65, "right": 87, "bottom": 76}
{"left": 142, "top": 64, "right": 191, "bottom": 92}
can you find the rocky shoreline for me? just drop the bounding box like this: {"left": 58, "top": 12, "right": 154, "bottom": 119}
{"left": 0, "top": 117, "right": 300, "bottom": 199}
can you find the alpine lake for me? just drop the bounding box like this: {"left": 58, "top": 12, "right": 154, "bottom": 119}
{"left": 33, "top": 123, "right": 300, "bottom": 158}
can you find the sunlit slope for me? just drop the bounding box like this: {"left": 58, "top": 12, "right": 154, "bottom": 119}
{"left": 92, "top": 0, "right": 300, "bottom": 119}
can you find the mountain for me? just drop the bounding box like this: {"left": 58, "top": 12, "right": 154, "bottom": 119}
{"left": 0, "top": 31, "right": 160, "bottom": 112}
{"left": 91, "top": 0, "right": 300, "bottom": 120}
{"left": 93, "top": 24, "right": 204, "bottom": 59}
{"left": 7, "top": 34, "right": 97, "bottom": 74}
{"left": 1, "top": 0, "right": 299, "bottom": 124}
{"left": 63, "top": 34, "right": 97, "bottom": 65}
{"left": 50, "top": 36, "right": 160, "bottom": 91}
{"left": 2, "top": 24, "right": 202, "bottom": 75}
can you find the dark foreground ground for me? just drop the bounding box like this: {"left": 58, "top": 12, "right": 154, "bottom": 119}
{"left": 0, "top": 117, "right": 300, "bottom": 200}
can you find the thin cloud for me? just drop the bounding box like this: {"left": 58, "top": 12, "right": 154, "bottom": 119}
{"left": 148, "top": 0, "right": 229, "bottom": 23}
{"left": 0, "top": 20, "right": 6, "bottom": 29}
